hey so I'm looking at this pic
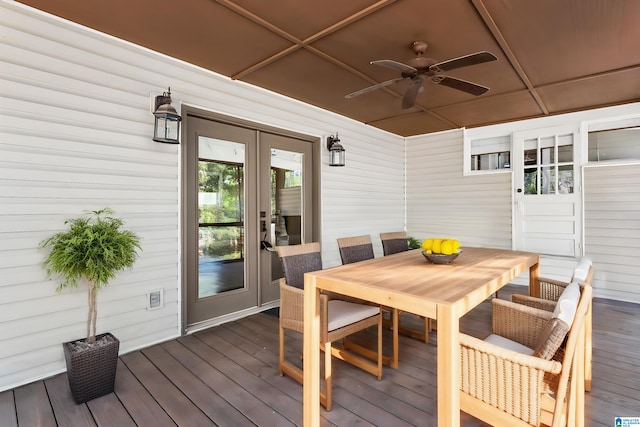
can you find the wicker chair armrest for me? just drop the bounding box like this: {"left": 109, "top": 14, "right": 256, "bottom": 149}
{"left": 459, "top": 333, "right": 562, "bottom": 426}
{"left": 511, "top": 294, "right": 558, "bottom": 312}
{"left": 536, "top": 276, "right": 570, "bottom": 301}
{"left": 492, "top": 299, "right": 553, "bottom": 349}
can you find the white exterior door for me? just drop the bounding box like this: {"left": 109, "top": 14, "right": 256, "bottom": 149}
{"left": 513, "top": 125, "right": 582, "bottom": 257}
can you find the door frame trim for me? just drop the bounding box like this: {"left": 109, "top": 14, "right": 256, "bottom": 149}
{"left": 179, "top": 105, "right": 321, "bottom": 334}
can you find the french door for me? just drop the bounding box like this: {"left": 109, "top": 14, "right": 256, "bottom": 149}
{"left": 512, "top": 125, "right": 582, "bottom": 257}
{"left": 183, "top": 113, "right": 316, "bottom": 329}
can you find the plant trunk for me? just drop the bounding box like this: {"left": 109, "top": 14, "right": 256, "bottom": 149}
{"left": 87, "top": 282, "right": 97, "bottom": 343}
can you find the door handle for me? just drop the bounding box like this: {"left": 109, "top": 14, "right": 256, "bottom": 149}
{"left": 261, "top": 240, "right": 275, "bottom": 252}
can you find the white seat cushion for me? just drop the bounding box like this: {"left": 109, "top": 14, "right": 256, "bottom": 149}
{"left": 552, "top": 281, "right": 581, "bottom": 326}
{"left": 571, "top": 257, "right": 592, "bottom": 282}
{"left": 327, "top": 300, "right": 379, "bottom": 331}
{"left": 484, "top": 333, "right": 535, "bottom": 356}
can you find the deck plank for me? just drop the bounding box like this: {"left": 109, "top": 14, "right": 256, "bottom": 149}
{"left": 173, "top": 334, "right": 299, "bottom": 426}
{"left": 114, "top": 360, "right": 177, "bottom": 426}
{"left": 120, "top": 351, "right": 216, "bottom": 426}
{"left": 0, "top": 390, "right": 17, "bottom": 427}
{"left": 144, "top": 342, "right": 257, "bottom": 427}
{"left": 86, "top": 393, "right": 136, "bottom": 427}
{"left": 44, "top": 373, "right": 96, "bottom": 427}
{"left": 14, "top": 381, "right": 56, "bottom": 427}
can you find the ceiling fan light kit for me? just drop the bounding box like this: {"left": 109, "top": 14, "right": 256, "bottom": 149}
{"left": 345, "top": 41, "right": 497, "bottom": 109}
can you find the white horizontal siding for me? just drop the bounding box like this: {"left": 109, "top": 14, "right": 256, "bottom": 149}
{"left": 584, "top": 164, "right": 640, "bottom": 303}
{"left": 321, "top": 132, "right": 405, "bottom": 265}
{"left": 0, "top": 0, "right": 403, "bottom": 391}
{"left": 406, "top": 129, "right": 512, "bottom": 249}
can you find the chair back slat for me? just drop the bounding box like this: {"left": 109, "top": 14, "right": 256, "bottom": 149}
{"left": 276, "top": 243, "right": 322, "bottom": 289}
{"left": 337, "top": 235, "right": 374, "bottom": 264}
{"left": 380, "top": 231, "right": 408, "bottom": 256}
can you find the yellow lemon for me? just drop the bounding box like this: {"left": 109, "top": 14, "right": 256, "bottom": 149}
{"left": 422, "top": 238, "right": 434, "bottom": 251}
{"left": 441, "top": 240, "right": 454, "bottom": 255}
{"left": 452, "top": 239, "right": 461, "bottom": 252}
{"left": 432, "top": 238, "right": 443, "bottom": 254}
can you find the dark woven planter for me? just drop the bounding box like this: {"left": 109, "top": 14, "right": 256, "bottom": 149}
{"left": 63, "top": 332, "right": 119, "bottom": 404}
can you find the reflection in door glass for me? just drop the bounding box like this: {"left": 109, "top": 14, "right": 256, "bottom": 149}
{"left": 524, "top": 149, "right": 537, "bottom": 165}
{"left": 270, "top": 148, "right": 303, "bottom": 281}
{"left": 541, "top": 166, "right": 555, "bottom": 194}
{"left": 558, "top": 165, "right": 574, "bottom": 194}
{"left": 524, "top": 168, "right": 538, "bottom": 194}
{"left": 198, "top": 137, "right": 245, "bottom": 298}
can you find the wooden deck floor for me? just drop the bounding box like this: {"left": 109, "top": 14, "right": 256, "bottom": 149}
{"left": 2, "top": 284, "right": 639, "bottom": 426}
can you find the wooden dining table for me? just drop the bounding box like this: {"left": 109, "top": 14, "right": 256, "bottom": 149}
{"left": 302, "top": 246, "right": 540, "bottom": 427}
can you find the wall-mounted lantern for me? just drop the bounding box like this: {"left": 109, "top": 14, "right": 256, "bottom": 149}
{"left": 327, "top": 133, "right": 345, "bottom": 167}
{"left": 153, "top": 87, "right": 181, "bottom": 144}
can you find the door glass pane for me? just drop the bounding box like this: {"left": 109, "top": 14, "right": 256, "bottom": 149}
{"left": 198, "top": 137, "right": 245, "bottom": 298}
{"left": 541, "top": 166, "right": 555, "bottom": 194}
{"left": 558, "top": 144, "right": 573, "bottom": 162}
{"left": 271, "top": 148, "right": 303, "bottom": 281}
{"left": 540, "top": 136, "right": 555, "bottom": 165}
{"left": 541, "top": 147, "right": 555, "bottom": 164}
{"left": 271, "top": 148, "right": 303, "bottom": 246}
{"left": 524, "top": 148, "right": 537, "bottom": 166}
{"left": 558, "top": 165, "right": 574, "bottom": 194}
{"left": 524, "top": 167, "right": 538, "bottom": 194}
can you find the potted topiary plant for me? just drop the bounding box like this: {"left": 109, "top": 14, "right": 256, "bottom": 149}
{"left": 40, "top": 208, "right": 141, "bottom": 404}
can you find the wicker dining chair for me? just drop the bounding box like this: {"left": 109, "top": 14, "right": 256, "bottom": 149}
{"left": 460, "top": 282, "right": 592, "bottom": 427}
{"left": 336, "top": 235, "right": 399, "bottom": 368}
{"left": 379, "top": 231, "right": 431, "bottom": 344}
{"left": 512, "top": 257, "right": 594, "bottom": 391}
{"left": 276, "top": 242, "right": 383, "bottom": 411}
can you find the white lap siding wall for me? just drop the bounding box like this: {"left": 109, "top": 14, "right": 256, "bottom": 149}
{"left": 584, "top": 164, "right": 640, "bottom": 303}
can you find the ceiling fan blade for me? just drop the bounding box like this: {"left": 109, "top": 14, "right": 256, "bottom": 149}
{"left": 345, "top": 77, "right": 405, "bottom": 99}
{"left": 433, "top": 75, "right": 489, "bottom": 96}
{"left": 401, "top": 77, "right": 424, "bottom": 109}
{"left": 429, "top": 51, "right": 497, "bottom": 73}
{"left": 371, "top": 59, "right": 417, "bottom": 74}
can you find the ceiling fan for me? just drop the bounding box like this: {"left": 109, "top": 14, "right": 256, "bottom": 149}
{"left": 345, "top": 41, "right": 498, "bottom": 109}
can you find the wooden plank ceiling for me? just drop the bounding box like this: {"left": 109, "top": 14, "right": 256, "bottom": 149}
{"left": 18, "top": 0, "right": 640, "bottom": 136}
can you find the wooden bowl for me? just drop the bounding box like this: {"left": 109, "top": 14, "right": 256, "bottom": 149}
{"left": 422, "top": 250, "right": 461, "bottom": 264}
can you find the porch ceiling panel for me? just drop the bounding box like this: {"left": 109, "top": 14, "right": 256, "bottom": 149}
{"left": 482, "top": 0, "right": 640, "bottom": 86}
{"left": 241, "top": 49, "right": 406, "bottom": 123}
{"left": 537, "top": 68, "right": 640, "bottom": 113}
{"left": 433, "top": 91, "right": 546, "bottom": 129}
{"left": 17, "top": 0, "right": 640, "bottom": 137}
{"left": 368, "top": 111, "right": 459, "bottom": 137}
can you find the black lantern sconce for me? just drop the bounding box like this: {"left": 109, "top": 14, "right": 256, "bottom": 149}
{"left": 326, "top": 133, "right": 345, "bottom": 167}
{"left": 153, "top": 87, "right": 182, "bottom": 144}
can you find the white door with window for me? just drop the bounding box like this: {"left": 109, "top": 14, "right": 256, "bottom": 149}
{"left": 513, "top": 125, "right": 582, "bottom": 257}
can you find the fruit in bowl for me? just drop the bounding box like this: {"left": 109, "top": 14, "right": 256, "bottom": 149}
{"left": 421, "top": 238, "right": 461, "bottom": 264}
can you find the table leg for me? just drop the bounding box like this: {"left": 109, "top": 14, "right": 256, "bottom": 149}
{"left": 529, "top": 260, "right": 540, "bottom": 298}
{"left": 303, "top": 275, "right": 321, "bottom": 427}
{"left": 437, "top": 303, "right": 460, "bottom": 427}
